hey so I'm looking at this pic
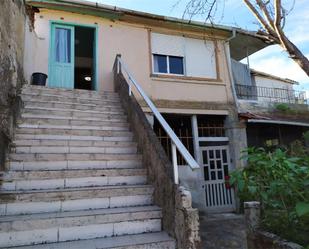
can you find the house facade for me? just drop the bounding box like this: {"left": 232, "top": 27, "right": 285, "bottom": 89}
{"left": 16, "top": 0, "right": 307, "bottom": 214}
{"left": 0, "top": 0, "right": 308, "bottom": 247}
{"left": 23, "top": 0, "right": 275, "bottom": 214}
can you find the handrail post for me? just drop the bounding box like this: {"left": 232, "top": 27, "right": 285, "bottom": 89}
{"left": 117, "top": 57, "right": 120, "bottom": 74}
{"left": 171, "top": 142, "right": 179, "bottom": 184}
{"left": 128, "top": 77, "right": 132, "bottom": 96}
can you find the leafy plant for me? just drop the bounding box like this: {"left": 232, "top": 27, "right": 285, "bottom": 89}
{"left": 230, "top": 147, "right": 309, "bottom": 246}
{"left": 275, "top": 103, "right": 291, "bottom": 112}
{"left": 304, "top": 131, "right": 309, "bottom": 141}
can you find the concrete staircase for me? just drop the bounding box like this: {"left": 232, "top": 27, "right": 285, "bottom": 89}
{"left": 0, "top": 85, "right": 175, "bottom": 248}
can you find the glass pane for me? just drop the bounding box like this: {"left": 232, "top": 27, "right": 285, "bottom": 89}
{"left": 216, "top": 150, "right": 221, "bottom": 159}
{"left": 217, "top": 160, "right": 222, "bottom": 169}
{"left": 223, "top": 150, "right": 227, "bottom": 163}
{"left": 209, "top": 150, "right": 214, "bottom": 159}
{"left": 210, "top": 160, "right": 215, "bottom": 169}
{"left": 169, "top": 56, "right": 184, "bottom": 75}
{"left": 218, "top": 171, "right": 223, "bottom": 180}
{"left": 211, "top": 171, "right": 216, "bottom": 180}
{"left": 202, "top": 151, "right": 208, "bottom": 164}
{"left": 153, "top": 54, "right": 167, "bottom": 73}
{"left": 204, "top": 167, "right": 209, "bottom": 181}
{"left": 55, "top": 28, "right": 71, "bottom": 63}
{"left": 224, "top": 165, "right": 229, "bottom": 176}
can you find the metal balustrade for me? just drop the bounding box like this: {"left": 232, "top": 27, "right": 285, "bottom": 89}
{"left": 115, "top": 55, "right": 200, "bottom": 184}
{"left": 235, "top": 84, "right": 307, "bottom": 104}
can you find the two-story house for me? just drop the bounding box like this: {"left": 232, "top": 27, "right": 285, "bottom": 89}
{"left": 0, "top": 0, "right": 307, "bottom": 248}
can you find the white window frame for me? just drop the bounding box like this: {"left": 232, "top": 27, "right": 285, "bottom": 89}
{"left": 152, "top": 54, "right": 185, "bottom": 76}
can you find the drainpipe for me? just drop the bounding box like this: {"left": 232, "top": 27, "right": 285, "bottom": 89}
{"left": 224, "top": 28, "right": 240, "bottom": 110}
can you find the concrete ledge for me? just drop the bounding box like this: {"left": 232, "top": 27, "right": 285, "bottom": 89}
{"left": 248, "top": 231, "right": 303, "bottom": 249}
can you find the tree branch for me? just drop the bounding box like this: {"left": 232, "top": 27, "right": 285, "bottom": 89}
{"left": 274, "top": 0, "right": 282, "bottom": 28}
{"left": 256, "top": 0, "right": 275, "bottom": 30}
{"left": 243, "top": 0, "right": 279, "bottom": 41}
{"left": 243, "top": 0, "right": 273, "bottom": 33}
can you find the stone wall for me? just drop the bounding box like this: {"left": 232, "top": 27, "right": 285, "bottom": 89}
{"left": 113, "top": 60, "right": 200, "bottom": 249}
{"left": 0, "top": 0, "right": 28, "bottom": 169}
{"left": 244, "top": 202, "right": 303, "bottom": 249}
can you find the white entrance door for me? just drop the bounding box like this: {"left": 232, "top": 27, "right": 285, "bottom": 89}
{"left": 200, "top": 146, "right": 236, "bottom": 212}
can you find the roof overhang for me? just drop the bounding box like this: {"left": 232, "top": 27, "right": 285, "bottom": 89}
{"left": 26, "top": 0, "right": 272, "bottom": 60}
{"left": 247, "top": 119, "right": 309, "bottom": 127}
{"left": 229, "top": 31, "right": 272, "bottom": 60}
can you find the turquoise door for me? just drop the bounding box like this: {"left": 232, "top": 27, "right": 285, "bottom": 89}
{"left": 49, "top": 24, "right": 74, "bottom": 89}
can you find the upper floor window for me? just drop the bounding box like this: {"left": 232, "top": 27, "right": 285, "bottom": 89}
{"left": 151, "top": 32, "right": 217, "bottom": 79}
{"left": 153, "top": 54, "right": 184, "bottom": 75}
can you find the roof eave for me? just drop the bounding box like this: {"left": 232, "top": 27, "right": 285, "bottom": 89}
{"left": 26, "top": 0, "right": 272, "bottom": 59}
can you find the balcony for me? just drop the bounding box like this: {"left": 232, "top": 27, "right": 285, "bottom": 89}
{"left": 235, "top": 84, "right": 307, "bottom": 104}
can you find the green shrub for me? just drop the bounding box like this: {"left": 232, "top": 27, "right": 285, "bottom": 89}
{"left": 275, "top": 103, "right": 291, "bottom": 112}
{"left": 230, "top": 147, "right": 309, "bottom": 246}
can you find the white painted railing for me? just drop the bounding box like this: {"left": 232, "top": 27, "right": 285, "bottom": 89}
{"left": 115, "top": 55, "right": 200, "bottom": 184}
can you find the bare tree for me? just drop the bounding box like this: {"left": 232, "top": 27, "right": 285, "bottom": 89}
{"left": 181, "top": 0, "right": 309, "bottom": 77}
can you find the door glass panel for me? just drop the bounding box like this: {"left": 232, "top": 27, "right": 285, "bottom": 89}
{"left": 210, "top": 160, "right": 215, "bottom": 169}
{"left": 209, "top": 150, "right": 214, "bottom": 159}
{"left": 217, "top": 160, "right": 222, "bottom": 169}
{"left": 202, "top": 151, "right": 208, "bottom": 164}
{"left": 55, "top": 28, "right": 71, "bottom": 63}
{"left": 223, "top": 150, "right": 227, "bottom": 163}
{"left": 216, "top": 150, "right": 220, "bottom": 158}
{"left": 224, "top": 165, "right": 229, "bottom": 176}
{"left": 211, "top": 171, "right": 216, "bottom": 180}
{"left": 204, "top": 167, "right": 209, "bottom": 181}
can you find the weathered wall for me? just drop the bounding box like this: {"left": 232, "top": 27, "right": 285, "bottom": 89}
{"left": 114, "top": 66, "right": 200, "bottom": 249}
{"left": 0, "top": 0, "right": 28, "bottom": 169}
{"left": 31, "top": 9, "right": 234, "bottom": 106}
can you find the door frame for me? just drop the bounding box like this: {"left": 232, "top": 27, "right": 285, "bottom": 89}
{"left": 48, "top": 20, "right": 99, "bottom": 91}
{"left": 199, "top": 145, "right": 236, "bottom": 213}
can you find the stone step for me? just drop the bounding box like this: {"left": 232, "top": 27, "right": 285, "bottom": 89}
{"left": 16, "top": 128, "right": 133, "bottom": 137}
{"left": 0, "top": 185, "right": 154, "bottom": 214}
{"left": 23, "top": 100, "right": 123, "bottom": 112}
{"left": 12, "top": 139, "right": 137, "bottom": 147}
{"left": 8, "top": 159, "right": 143, "bottom": 171}
{"left": 21, "top": 113, "right": 127, "bottom": 122}
{"left": 18, "top": 123, "right": 130, "bottom": 132}
{"left": 0, "top": 206, "right": 161, "bottom": 248}
{"left": 13, "top": 146, "right": 137, "bottom": 154}
{"left": 5, "top": 232, "right": 175, "bottom": 249}
{"left": 0, "top": 170, "right": 147, "bottom": 191}
{"left": 23, "top": 108, "right": 127, "bottom": 120}
{"left": 22, "top": 86, "right": 120, "bottom": 98}
{"left": 21, "top": 92, "right": 121, "bottom": 105}
{"left": 21, "top": 90, "right": 120, "bottom": 103}
{"left": 15, "top": 134, "right": 134, "bottom": 142}
{"left": 20, "top": 116, "right": 128, "bottom": 127}
{"left": 9, "top": 153, "right": 141, "bottom": 162}
{"left": 24, "top": 106, "right": 125, "bottom": 116}
{"left": 1, "top": 168, "right": 147, "bottom": 180}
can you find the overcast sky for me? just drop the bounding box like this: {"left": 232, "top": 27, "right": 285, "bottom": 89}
{"left": 90, "top": 0, "right": 309, "bottom": 92}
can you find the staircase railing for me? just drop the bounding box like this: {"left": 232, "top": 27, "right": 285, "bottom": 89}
{"left": 114, "top": 55, "right": 199, "bottom": 184}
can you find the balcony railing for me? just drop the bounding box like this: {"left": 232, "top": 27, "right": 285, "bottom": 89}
{"left": 235, "top": 84, "right": 307, "bottom": 104}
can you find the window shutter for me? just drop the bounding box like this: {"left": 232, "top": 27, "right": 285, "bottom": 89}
{"left": 151, "top": 33, "right": 185, "bottom": 57}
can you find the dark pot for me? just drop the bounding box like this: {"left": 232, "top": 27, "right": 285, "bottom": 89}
{"left": 31, "top": 73, "right": 47, "bottom": 86}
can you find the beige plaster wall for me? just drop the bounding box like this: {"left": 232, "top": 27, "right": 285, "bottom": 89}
{"left": 32, "top": 9, "right": 234, "bottom": 105}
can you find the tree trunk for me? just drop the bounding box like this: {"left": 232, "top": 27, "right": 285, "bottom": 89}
{"left": 275, "top": 27, "right": 309, "bottom": 76}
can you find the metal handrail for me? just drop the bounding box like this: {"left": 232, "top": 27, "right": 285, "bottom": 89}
{"left": 235, "top": 84, "right": 307, "bottom": 104}
{"left": 115, "top": 55, "right": 200, "bottom": 184}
